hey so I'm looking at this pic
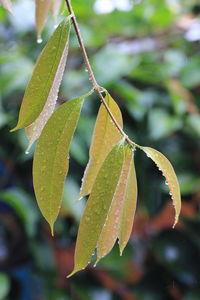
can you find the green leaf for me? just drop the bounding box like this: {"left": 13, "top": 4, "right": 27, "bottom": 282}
{"left": 11, "top": 19, "right": 71, "bottom": 132}
{"left": 0, "top": 0, "right": 13, "bottom": 14}
{"left": 25, "top": 21, "right": 70, "bottom": 152}
{"left": 141, "top": 147, "right": 181, "bottom": 227}
{"left": 35, "top": 0, "right": 52, "bottom": 41}
{"left": 96, "top": 146, "right": 137, "bottom": 261}
{"left": 68, "top": 143, "right": 124, "bottom": 277}
{"left": 80, "top": 92, "right": 123, "bottom": 198}
{"left": 33, "top": 93, "right": 89, "bottom": 235}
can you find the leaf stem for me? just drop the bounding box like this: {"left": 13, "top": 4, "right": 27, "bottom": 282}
{"left": 65, "top": 0, "right": 135, "bottom": 147}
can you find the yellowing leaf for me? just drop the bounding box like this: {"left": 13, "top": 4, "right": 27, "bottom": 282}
{"left": 11, "top": 19, "right": 71, "bottom": 132}
{"left": 35, "top": 0, "right": 51, "bottom": 41}
{"left": 25, "top": 27, "right": 70, "bottom": 152}
{"left": 80, "top": 92, "right": 123, "bottom": 198}
{"left": 141, "top": 147, "right": 181, "bottom": 227}
{"left": 97, "top": 145, "right": 135, "bottom": 262}
{"left": 33, "top": 94, "right": 88, "bottom": 235}
{"left": 0, "top": 0, "right": 13, "bottom": 14}
{"left": 68, "top": 143, "right": 124, "bottom": 277}
{"left": 50, "top": 0, "right": 63, "bottom": 23}
{"left": 119, "top": 151, "right": 137, "bottom": 255}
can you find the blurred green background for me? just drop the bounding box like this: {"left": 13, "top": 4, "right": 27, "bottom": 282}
{"left": 0, "top": 0, "right": 200, "bottom": 299}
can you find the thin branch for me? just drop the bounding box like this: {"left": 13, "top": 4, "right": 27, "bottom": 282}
{"left": 65, "top": 0, "right": 135, "bottom": 146}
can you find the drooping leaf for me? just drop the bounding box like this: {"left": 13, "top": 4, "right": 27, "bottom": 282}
{"left": 96, "top": 145, "right": 134, "bottom": 262}
{"left": 0, "top": 0, "right": 13, "bottom": 14}
{"left": 25, "top": 26, "right": 70, "bottom": 152}
{"left": 50, "top": 0, "right": 63, "bottom": 24}
{"left": 119, "top": 150, "right": 137, "bottom": 255}
{"left": 35, "top": 0, "right": 51, "bottom": 41}
{"left": 141, "top": 147, "right": 181, "bottom": 227}
{"left": 33, "top": 93, "right": 90, "bottom": 235}
{"left": 11, "top": 19, "right": 71, "bottom": 132}
{"left": 68, "top": 143, "right": 124, "bottom": 277}
{"left": 80, "top": 92, "right": 123, "bottom": 198}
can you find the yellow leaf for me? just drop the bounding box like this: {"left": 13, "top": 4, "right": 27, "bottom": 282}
{"left": 141, "top": 147, "right": 181, "bottom": 227}
{"left": 68, "top": 143, "right": 124, "bottom": 277}
{"left": 80, "top": 92, "right": 123, "bottom": 198}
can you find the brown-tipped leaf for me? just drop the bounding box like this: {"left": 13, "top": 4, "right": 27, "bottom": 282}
{"left": 141, "top": 147, "right": 181, "bottom": 227}
{"left": 11, "top": 19, "right": 71, "bottom": 132}
{"left": 35, "top": 0, "right": 51, "bottom": 40}
{"left": 33, "top": 94, "right": 88, "bottom": 234}
{"left": 97, "top": 145, "right": 135, "bottom": 261}
{"left": 68, "top": 143, "right": 124, "bottom": 277}
{"left": 80, "top": 93, "right": 123, "bottom": 198}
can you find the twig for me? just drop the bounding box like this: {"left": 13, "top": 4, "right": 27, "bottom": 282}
{"left": 65, "top": 0, "right": 135, "bottom": 146}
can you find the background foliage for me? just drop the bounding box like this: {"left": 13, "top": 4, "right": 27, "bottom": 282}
{"left": 0, "top": 0, "right": 200, "bottom": 299}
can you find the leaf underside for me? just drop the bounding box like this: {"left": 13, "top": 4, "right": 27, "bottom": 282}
{"left": 26, "top": 26, "right": 70, "bottom": 151}
{"left": 11, "top": 19, "right": 71, "bottom": 132}
{"left": 97, "top": 145, "right": 138, "bottom": 262}
{"left": 68, "top": 143, "right": 125, "bottom": 277}
{"left": 141, "top": 146, "right": 181, "bottom": 227}
{"left": 80, "top": 92, "right": 123, "bottom": 199}
{"left": 33, "top": 95, "right": 88, "bottom": 235}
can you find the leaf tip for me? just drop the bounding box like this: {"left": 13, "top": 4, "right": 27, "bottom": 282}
{"left": 50, "top": 224, "right": 55, "bottom": 237}
{"left": 66, "top": 269, "right": 78, "bottom": 278}
{"left": 94, "top": 258, "right": 100, "bottom": 267}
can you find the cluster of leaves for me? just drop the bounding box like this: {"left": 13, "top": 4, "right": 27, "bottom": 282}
{"left": 2, "top": 0, "right": 181, "bottom": 277}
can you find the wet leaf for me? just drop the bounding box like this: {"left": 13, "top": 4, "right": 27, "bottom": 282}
{"left": 33, "top": 93, "right": 89, "bottom": 235}
{"left": 96, "top": 146, "right": 137, "bottom": 261}
{"left": 68, "top": 143, "right": 124, "bottom": 277}
{"left": 141, "top": 147, "right": 181, "bottom": 227}
{"left": 119, "top": 150, "right": 137, "bottom": 255}
{"left": 35, "top": 0, "right": 52, "bottom": 41}
{"left": 80, "top": 92, "right": 123, "bottom": 198}
{"left": 25, "top": 25, "right": 70, "bottom": 152}
{"left": 0, "top": 0, "right": 13, "bottom": 14}
{"left": 11, "top": 19, "right": 71, "bottom": 132}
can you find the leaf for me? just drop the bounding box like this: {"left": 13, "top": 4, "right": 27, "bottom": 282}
{"left": 11, "top": 19, "right": 71, "bottom": 132}
{"left": 80, "top": 92, "right": 123, "bottom": 198}
{"left": 25, "top": 24, "right": 70, "bottom": 152}
{"left": 141, "top": 147, "right": 181, "bottom": 227}
{"left": 68, "top": 143, "right": 124, "bottom": 277}
{"left": 118, "top": 150, "right": 137, "bottom": 255}
{"left": 0, "top": 0, "right": 13, "bottom": 14}
{"left": 35, "top": 0, "right": 52, "bottom": 41}
{"left": 33, "top": 93, "right": 89, "bottom": 235}
{"left": 50, "top": 0, "right": 63, "bottom": 23}
{"left": 96, "top": 146, "right": 137, "bottom": 262}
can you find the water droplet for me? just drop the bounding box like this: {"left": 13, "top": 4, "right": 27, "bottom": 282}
{"left": 165, "top": 181, "right": 169, "bottom": 186}
{"left": 37, "top": 36, "right": 43, "bottom": 44}
{"left": 25, "top": 151, "right": 29, "bottom": 155}
{"left": 85, "top": 68, "right": 88, "bottom": 72}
